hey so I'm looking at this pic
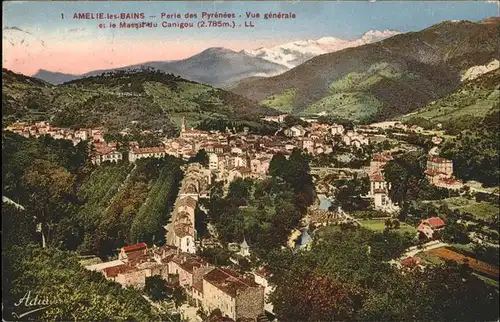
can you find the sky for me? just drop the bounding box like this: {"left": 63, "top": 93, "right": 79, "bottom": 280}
{"left": 3, "top": 1, "right": 498, "bottom": 76}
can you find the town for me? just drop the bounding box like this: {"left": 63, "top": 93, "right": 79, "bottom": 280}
{"left": 6, "top": 112, "right": 498, "bottom": 321}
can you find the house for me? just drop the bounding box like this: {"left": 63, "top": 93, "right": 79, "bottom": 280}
{"left": 368, "top": 172, "right": 397, "bottom": 212}
{"left": 227, "top": 167, "right": 253, "bottom": 183}
{"left": 119, "top": 243, "right": 148, "bottom": 261}
{"left": 284, "top": 125, "right": 306, "bottom": 137}
{"left": 431, "top": 136, "right": 443, "bottom": 145}
{"left": 370, "top": 153, "right": 393, "bottom": 173}
{"left": 262, "top": 114, "right": 288, "bottom": 124}
{"left": 300, "top": 138, "right": 314, "bottom": 154}
{"left": 168, "top": 254, "right": 214, "bottom": 303}
{"left": 252, "top": 267, "right": 275, "bottom": 314}
{"left": 202, "top": 268, "right": 265, "bottom": 321}
{"left": 425, "top": 156, "right": 457, "bottom": 187}
{"left": 209, "top": 153, "right": 225, "bottom": 172}
{"left": 250, "top": 157, "right": 270, "bottom": 175}
{"left": 228, "top": 155, "right": 247, "bottom": 170}
{"left": 417, "top": 217, "right": 446, "bottom": 239}
{"left": 91, "top": 146, "right": 123, "bottom": 165}
{"left": 342, "top": 131, "right": 368, "bottom": 147}
{"left": 173, "top": 223, "right": 196, "bottom": 254}
{"left": 400, "top": 257, "right": 425, "bottom": 272}
{"left": 426, "top": 156, "right": 453, "bottom": 176}
{"left": 177, "top": 196, "right": 198, "bottom": 218}
{"left": 129, "top": 146, "right": 166, "bottom": 162}
{"left": 369, "top": 173, "right": 389, "bottom": 196}
{"left": 330, "top": 124, "right": 345, "bottom": 136}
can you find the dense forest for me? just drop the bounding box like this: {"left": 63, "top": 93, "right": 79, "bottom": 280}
{"left": 440, "top": 110, "right": 499, "bottom": 187}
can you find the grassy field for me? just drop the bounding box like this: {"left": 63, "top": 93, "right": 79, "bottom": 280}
{"left": 303, "top": 92, "right": 381, "bottom": 120}
{"left": 261, "top": 88, "right": 296, "bottom": 113}
{"left": 423, "top": 197, "right": 499, "bottom": 222}
{"left": 415, "top": 251, "right": 445, "bottom": 265}
{"left": 358, "top": 219, "right": 417, "bottom": 235}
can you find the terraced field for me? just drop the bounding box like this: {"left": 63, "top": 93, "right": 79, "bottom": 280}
{"left": 426, "top": 247, "right": 499, "bottom": 278}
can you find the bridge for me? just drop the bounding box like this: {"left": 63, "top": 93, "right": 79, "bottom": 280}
{"left": 310, "top": 167, "right": 366, "bottom": 177}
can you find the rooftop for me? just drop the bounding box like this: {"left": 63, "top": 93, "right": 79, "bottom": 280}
{"left": 122, "top": 242, "right": 148, "bottom": 253}
{"left": 204, "top": 268, "right": 260, "bottom": 298}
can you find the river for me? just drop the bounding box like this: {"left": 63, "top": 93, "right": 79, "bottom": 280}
{"left": 317, "top": 194, "right": 332, "bottom": 211}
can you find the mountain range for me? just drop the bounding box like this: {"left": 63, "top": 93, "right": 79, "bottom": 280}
{"left": 31, "top": 30, "right": 400, "bottom": 88}
{"left": 230, "top": 17, "right": 500, "bottom": 122}
{"left": 243, "top": 30, "right": 400, "bottom": 69}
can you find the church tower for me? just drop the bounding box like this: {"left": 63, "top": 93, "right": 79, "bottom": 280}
{"left": 181, "top": 116, "right": 186, "bottom": 133}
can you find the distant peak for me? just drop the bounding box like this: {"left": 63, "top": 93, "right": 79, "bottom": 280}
{"left": 202, "top": 47, "right": 235, "bottom": 54}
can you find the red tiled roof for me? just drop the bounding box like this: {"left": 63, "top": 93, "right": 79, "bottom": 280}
{"left": 372, "top": 153, "right": 393, "bottom": 162}
{"left": 428, "top": 156, "right": 452, "bottom": 164}
{"left": 204, "top": 268, "right": 260, "bottom": 298}
{"left": 425, "top": 217, "right": 445, "bottom": 228}
{"left": 122, "top": 242, "right": 148, "bottom": 253}
{"left": 401, "top": 257, "right": 424, "bottom": 267}
{"left": 94, "top": 146, "right": 118, "bottom": 156}
{"left": 103, "top": 264, "right": 133, "bottom": 278}
{"left": 370, "top": 173, "right": 385, "bottom": 182}
{"left": 131, "top": 146, "right": 165, "bottom": 154}
{"left": 178, "top": 196, "right": 198, "bottom": 209}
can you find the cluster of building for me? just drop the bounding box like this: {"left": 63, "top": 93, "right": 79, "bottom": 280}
{"left": 165, "top": 163, "right": 212, "bottom": 254}
{"left": 85, "top": 242, "right": 270, "bottom": 321}
{"left": 4, "top": 121, "right": 104, "bottom": 146}
{"left": 283, "top": 122, "right": 369, "bottom": 148}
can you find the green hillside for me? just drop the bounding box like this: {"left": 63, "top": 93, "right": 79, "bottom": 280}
{"left": 231, "top": 18, "right": 499, "bottom": 122}
{"left": 402, "top": 68, "right": 500, "bottom": 132}
{"left": 2, "top": 69, "right": 278, "bottom": 133}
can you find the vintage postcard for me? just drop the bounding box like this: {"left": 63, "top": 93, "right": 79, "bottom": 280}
{"left": 2, "top": 1, "right": 499, "bottom": 321}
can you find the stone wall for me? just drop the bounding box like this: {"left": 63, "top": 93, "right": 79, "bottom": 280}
{"left": 235, "top": 285, "right": 265, "bottom": 320}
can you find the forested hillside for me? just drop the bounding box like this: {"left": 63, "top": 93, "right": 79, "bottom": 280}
{"left": 403, "top": 68, "right": 500, "bottom": 134}
{"left": 2, "top": 68, "right": 278, "bottom": 134}
{"left": 2, "top": 131, "right": 186, "bottom": 319}
{"left": 231, "top": 18, "right": 499, "bottom": 122}
{"left": 2, "top": 131, "right": 184, "bottom": 256}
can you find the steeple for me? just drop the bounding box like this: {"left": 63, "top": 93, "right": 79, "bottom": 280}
{"left": 239, "top": 237, "right": 250, "bottom": 257}
{"left": 181, "top": 116, "right": 186, "bottom": 133}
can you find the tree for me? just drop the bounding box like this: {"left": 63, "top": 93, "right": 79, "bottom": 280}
{"left": 334, "top": 176, "right": 370, "bottom": 211}
{"left": 283, "top": 115, "right": 309, "bottom": 129}
{"left": 172, "top": 286, "right": 187, "bottom": 308}
{"left": 188, "top": 149, "right": 209, "bottom": 167}
{"left": 144, "top": 275, "right": 169, "bottom": 301}
{"left": 271, "top": 273, "right": 364, "bottom": 321}
{"left": 384, "top": 218, "right": 393, "bottom": 230}
{"left": 441, "top": 221, "right": 470, "bottom": 244}
{"left": 226, "top": 178, "right": 253, "bottom": 207}
{"left": 21, "top": 159, "right": 77, "bottom": 248}
{"left": 268, "top": 153, "right": 287, "bottom": 178}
